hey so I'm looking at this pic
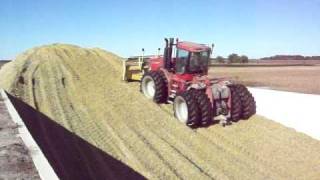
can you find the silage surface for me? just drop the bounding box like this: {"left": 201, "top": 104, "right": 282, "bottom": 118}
{"left": 1, "top": 44, "right": 320, "bottom": 179}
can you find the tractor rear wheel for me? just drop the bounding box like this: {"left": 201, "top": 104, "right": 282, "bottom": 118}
{"left": 173, "top": 91, "right": 200, "bottom": 128}
{"left": 236, "top": 84, "right": 256, "bottom": 119}
{"left": 191, "top": 89, "right": 213, "bottom": 126}
{"left": 141, "top": 71, "right": 168, "bottom": 103}
{"left": 228, "top": 85, "right": 242, "bottom": 122}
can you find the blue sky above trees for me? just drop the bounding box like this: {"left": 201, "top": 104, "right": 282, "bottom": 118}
{"left": 0, "top": 0, "right": 319, "bottom": 59}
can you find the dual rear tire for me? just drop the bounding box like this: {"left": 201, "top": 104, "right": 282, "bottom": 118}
{"left": 173, "top": 91, "right": 199, "bottom": 127}
{"left": 173, "top": 89, "right": 213, "bottom": 128}
{"left": 174, "top": 85, "right": 256, "bottom": 127}
{"left": 228, "top": 84, "right": 256, "bottom": 122}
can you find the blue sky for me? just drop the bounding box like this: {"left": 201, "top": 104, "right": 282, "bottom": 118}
{"left": 0, "top": 0, "right": 319, "bottom": 59}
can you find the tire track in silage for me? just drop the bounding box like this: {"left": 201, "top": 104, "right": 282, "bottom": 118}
{"left": 99, "top": 116, "right": 165, "bottom": 179}
{"left": 128, "top": 126, "right": 203, "bottom": 180}
{"left": 45, "top": 56, "right": 132, "bottom": 176}
{"left": 120, "top": 85, "right": 252, "bottom": 179}
{"left": 95, "top": 87, "right": 210, "bottom": 179}
{"left": 54, "top": 49, "right": 143, "bottom": 164}
{"left": 147, "top": 89, "right": 271, "bottom": 178}
{"left": 141, "top": 129, "right": 214, "bottom": 180}
{"left": 196, "top": 122, "right": 293, "bottom": 179}
{"left": 197, "top": 128, "right": 283, "bottom": 178}
{"left": 241, "top": 118, "right": 319, "bottom": 154}
{"left": 205, "top": 122, "right": 319, "bottom": 178}
{"left": 157, "top": 94, "right": 305, "bottom": 178}
{"left": 56, "top": 46, "right": 141, "bottom": 162}
{"left": 29, "top": 62, "right": 71, "bottom": 176}
{"left": 54, "top": 55, "right": 123, "bottom": 158}
{"left": 55, "top": 50, "right": 131, "bottom": 158}
{"left": 207, "top": 120, "right": 318, "bottom": 179}
{"left": 107, "top": 83, "right": 218, "bottom": 178}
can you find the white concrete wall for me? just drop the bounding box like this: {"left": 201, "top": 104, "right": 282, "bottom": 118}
{"left": 249, "top": 88, "right": 320, "bottom": 140}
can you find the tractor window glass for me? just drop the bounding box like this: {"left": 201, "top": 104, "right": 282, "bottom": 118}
{"left": 176, "top": 49, "right": 189, "bottom": 73}
{"left": 200, "top": 51, "right": 209, "bottom": 66}
{"left": 189, "top": 51, "right": 209, "bottom": 73}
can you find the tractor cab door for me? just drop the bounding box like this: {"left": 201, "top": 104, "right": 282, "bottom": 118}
{"left": 175, "top": 48, "right": 189, "bottom": 74}
{"left": 189, "top": 51, "right": 210, "bottom": 74}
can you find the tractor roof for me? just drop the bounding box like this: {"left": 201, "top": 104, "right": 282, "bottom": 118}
{"left": 177, "top": 41, "right": 211, "bottom": 52}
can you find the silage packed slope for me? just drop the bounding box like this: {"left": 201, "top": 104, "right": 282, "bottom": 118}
{"left": 1, "top": 44, "right": 320, "bottom": 179}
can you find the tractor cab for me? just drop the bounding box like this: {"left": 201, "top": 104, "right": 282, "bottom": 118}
{"left": 162, "top": 38, "right": 212, "bottom": 76}
{"left": 175, "top": 42, "right": 211, "bottom": 75}
{"left": 123, "top": 38, "right": 212, "bottom": 81}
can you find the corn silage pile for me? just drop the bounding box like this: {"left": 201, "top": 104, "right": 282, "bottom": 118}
{"left": 1, "top": 44, "right": 320, "bottom": 179}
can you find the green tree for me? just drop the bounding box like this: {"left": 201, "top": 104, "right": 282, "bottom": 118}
{"left": 240, "top": 55, "right": 249, "bottom": 63}
{"left": 228, "top": 53, "right": 240, "bottom": 63}
{"left": 216, "top": 56, "right": 225, "bottom": 63}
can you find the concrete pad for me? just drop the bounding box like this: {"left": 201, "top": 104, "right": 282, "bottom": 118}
{"left": 249, "top": 88, "right": 320, "bottom": 140}
{"left": 0, "top": 89, "right": 59, "bottom": 180}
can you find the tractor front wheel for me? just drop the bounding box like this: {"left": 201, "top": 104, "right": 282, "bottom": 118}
{"left": 141, "top": 71, "right": 167, "bottom": 103}
{"left": 173, "top": 91, "right": 200, "bottom": 128}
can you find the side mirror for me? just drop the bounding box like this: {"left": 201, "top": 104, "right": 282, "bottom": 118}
{"left": 141, "top": 48, "right": 145, "bottom": 59}
{"left": 210, "top": 43, "right": 215, "bottom": 55}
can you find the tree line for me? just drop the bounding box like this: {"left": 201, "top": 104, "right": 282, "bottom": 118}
{"left": 213, "top": 54, "right": 249, "bottom": 64}
{"left": 261, "top": 55, "right": 320, "bottom": 60}
{"left": 212, "top": 54, "right": 320, "bottom": 64}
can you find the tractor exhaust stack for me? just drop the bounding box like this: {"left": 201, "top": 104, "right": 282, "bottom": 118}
{"left": 163, "top": 38, "right": 174, "bottom": 70}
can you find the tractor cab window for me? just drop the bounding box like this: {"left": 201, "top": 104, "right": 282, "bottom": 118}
{"left": 189, "top": 51, "right": 209, "bottom": 73}
{"left": 176, "top": 49, "right": 189, "bottom": 73}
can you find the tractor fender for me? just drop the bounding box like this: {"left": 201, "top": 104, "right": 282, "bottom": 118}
{"left": 150, "top": 57, "right": 163, "bottom": 71}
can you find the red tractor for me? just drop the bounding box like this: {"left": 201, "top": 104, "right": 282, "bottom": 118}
{"left": 139, "top": 38, "right": 256, "bottom": 127}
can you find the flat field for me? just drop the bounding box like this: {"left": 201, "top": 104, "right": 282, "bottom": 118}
{"left": 209, "top": 65, "right": 320, "bottom": 94}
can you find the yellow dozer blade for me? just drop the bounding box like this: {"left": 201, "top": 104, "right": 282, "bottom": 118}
{"left": 122, "top": 56, "right": 150, "bottom": 81}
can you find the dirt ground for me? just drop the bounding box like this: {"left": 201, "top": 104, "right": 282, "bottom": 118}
{"left": 0, "top": 44, "right": 320, "bottom": 179}
{"left": 209, "top": 66, "right": 320, "bottom": 94}
{"left": 0, "top": 93, "right": 40, "bottom": 179}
